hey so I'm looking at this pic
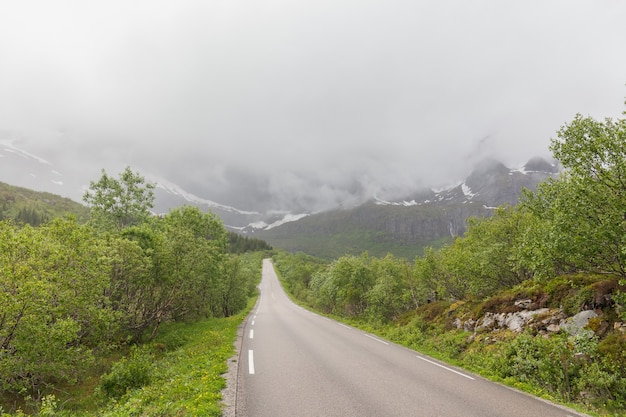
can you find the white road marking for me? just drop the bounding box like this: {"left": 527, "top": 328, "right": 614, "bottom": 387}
{"left": 249, "top": 329, "right": 254, "bottom": 339}
{"left": 251, "top": 320, "right": 255, "bottom": 326}
{"left": 416, "top": 355, "right": 475, "bottom": 380}
{"left": 364, "top": 333, "right": 389, "bottom": 345}
{"left": 338, "top": 323, "right": 352, "bottom": 330}
{"left": 249, "top": 350, "right": 255, "bottom": 375}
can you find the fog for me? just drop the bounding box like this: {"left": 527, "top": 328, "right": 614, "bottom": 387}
{"left": 1, "top": 1, "right": 625, "bottom": 212}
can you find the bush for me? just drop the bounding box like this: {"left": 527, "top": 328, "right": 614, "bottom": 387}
{"left": 99, "top": 346, "right": 154, "bottom": 398}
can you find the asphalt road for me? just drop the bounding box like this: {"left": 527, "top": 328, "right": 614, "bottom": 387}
{"left": 236, "top": 259, "right": 587, "bottom": 417}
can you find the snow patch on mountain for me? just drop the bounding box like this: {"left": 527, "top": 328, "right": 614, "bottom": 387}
{"left": 247, "top": 213, "right": 310, "bottom": 230}
{"left": 461, "top": 183, "right": 476, "bottom": 199}
{"left": 1, "top": 140, "right": 51, "bottom": 165}
{"left": 150, "top": 175, "right": 259, "bottom": 215}
{"left": 374, "top": 196, "right": 418, "bottom": 206}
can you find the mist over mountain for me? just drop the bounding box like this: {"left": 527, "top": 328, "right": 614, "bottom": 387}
{"left": 1, "top": 136, "right": 559, "bottom": 258}
{"left": 0, "top": 135, "right": 552, "bottom": 216}
{"left": 250, "top": 156, "right": 558, "bottom": 259}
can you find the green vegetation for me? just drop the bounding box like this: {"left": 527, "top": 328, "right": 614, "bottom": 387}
{"left": 0, "top": 181, "right": 89, "bottom": 225}
{"left": 3, "top": 105, "right": 626, "bottom": 415}
{"left": 0, "top": 168, "right": 265, "bottom": 416}
{"left": 257, "top": 202, "right": 461, "bottom": 259}
{"left": 228, "top": 231, "right": 273, "bottom": 254}
{"left": 273, "top": 107, "right": 626, "bottom": 416}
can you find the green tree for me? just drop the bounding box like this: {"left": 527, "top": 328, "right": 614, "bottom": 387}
{"left": 107, "top": 225, "right": 157, "bottom": 341}
{"left": 83, "top": 167, "right": 155, "bottom": 231}
{"left": 366, "top": 255, "right": 413, "bottom": 322}
{"left": 0, "top": 218, "right": 114, "bottom": 395}
{"left": 437, "top": 206, "right": 535, "bottom": 298}
{"left": 522, "top": 110, "right": 626, "bottom": 278}
{"left": 412, "top": 247, "right": 442, "bottom": 304}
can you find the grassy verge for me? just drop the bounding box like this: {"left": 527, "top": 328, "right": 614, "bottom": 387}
{"left": 1, "top": 297, "right": 255, "bottom": 417}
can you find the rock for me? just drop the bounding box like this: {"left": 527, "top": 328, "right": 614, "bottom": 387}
{"left": 476, "top": 308, "right": 549, "bottom": 333}
{"left": 453, "top": 317, "right": 462, "bottom": 329}
{"left": 476, "top": 314, "right": 496, "bottom": 331}
{"left": 547, "top": 323, "right": 560, "bottom": 333}
{"left": 464, "top": 319, "right": 476, "bottom": 332}
{"left": 562, "top": 310, "right": 598, "bottom": 336}
{"left": 514, "top": 299, "right": 533, "bottom": 309}
{"left": 507, "top": 309, "right": 549, "bottom": 332}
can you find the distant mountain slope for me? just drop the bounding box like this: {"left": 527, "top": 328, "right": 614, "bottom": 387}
{"left": 1, "top": 138, "right": 310, "bottom": 229}
{"left": 0, "top": 138, "right": 69, "bottom": 197}
{"left": 252, "top": 157, "right": 558, "bottom": 259}
{"left": 0, "top": 181, "right": 90, "bottom": 224}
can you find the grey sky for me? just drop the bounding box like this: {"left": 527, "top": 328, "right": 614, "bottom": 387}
{"left": 1, "top": 1, "right": 625, "bottom": 212}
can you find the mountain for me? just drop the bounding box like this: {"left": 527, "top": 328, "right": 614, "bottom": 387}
{"left": 0, "top": 138, "right": 558, "bottom": 260}
{"left": 0, "top": 181, "right": 90, "bottom": 224}
{"left": 249, "top": 157, "right": 559, "bottom": 259}
{"left": 0, "top": 138, "right": 68, "bottom": 197}
{"left": 0, "top": 138, "right": 308, "bottom": 229}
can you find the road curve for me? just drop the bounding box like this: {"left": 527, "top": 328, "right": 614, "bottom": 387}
{"left": 235, "top": 259, "right": 587, "bottom": 417}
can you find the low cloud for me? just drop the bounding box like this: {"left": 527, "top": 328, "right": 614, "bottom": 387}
{"left": 1, "top": 1, "right": 625, "bottom": 212}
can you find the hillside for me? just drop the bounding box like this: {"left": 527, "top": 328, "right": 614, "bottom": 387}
{"left": 253, "top": 157, "right": 558, "bottom": 259}
{"left": 252, "top": 201, "right": 485, "bottom": 259}
{"left": 0, "top": 181, "right": 90, "bottom": 224}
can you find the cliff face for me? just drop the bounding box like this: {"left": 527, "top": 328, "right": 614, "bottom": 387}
{"left": 253, "top": 157, "right": 558, "bottom": 259}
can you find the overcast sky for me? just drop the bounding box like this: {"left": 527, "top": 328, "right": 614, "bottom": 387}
{"left": 1, "top": 1, "right": 625, "bottom": 212}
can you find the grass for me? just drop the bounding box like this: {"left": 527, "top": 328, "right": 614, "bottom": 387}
{"left": 1, "top": 298, "right": 255, "bottom": 417}
{"left": 96, "top": 302, "right": 254, "bottom": 417}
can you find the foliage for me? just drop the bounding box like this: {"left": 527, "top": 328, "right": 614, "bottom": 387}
{"left": 95, "top": 310, "right": 253, "bottom": 417}
{"left": 0, "top": 181, "right": 89, "bottom": 225}
{"left": 228, "top": 231, "right": 273, "bottom": 254}
{"left": 1, "top": 167, "right": 263, "bottom": 412}
{"left": 259, "top": 201, "right": 459, "bottom": 260}
{"left": 522, "top": 111, "right": 626, "bottom": 278}
{"left": 0, "top": 218, "right": 115, "bottom": 395}
{"left": 98, "top": 346, "right": 153, "bottom": 398}
{"left": 83, "top": 167, "right": 155, "bottom": 231}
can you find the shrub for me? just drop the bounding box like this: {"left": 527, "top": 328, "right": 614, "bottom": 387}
{"left": 99, "top": 346, "right": 154, "bottom": 398}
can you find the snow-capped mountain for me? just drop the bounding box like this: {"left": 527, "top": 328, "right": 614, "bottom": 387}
{"left": 150, "top": 177, "right": 310, "bottom": 229}
{"left": 0, "top": 136, "right": 556, "bottom": 250}
{"left": 253, "top": 157, "right": 559, "bottom": 259}
{"left": 0, "top": 138, "right": 68, "bottom": 194}
{"left": 0, "top": 137, "right": 309, "bottom": 230}
{"left": 375, "top": 157, "right": 559, "bottom": 209}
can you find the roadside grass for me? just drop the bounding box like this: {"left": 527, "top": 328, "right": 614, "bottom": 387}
{"left": 1, "top": 297, "right": 254, "bottom": 417}
{"left": 95, "top": 300, "right": 254, "bottom": 417}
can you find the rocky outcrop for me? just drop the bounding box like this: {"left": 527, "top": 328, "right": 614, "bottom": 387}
{"left": 451, "top": 298, "right": 606, "bottom": 336}
{"left": 562, "top": 310, "right": 598, "bottom": 336}
{"left": 454, "top": 307, "right": 553, "bottom": 333}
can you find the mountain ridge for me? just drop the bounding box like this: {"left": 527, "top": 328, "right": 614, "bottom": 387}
{"left": 249, "top": 157, "right": 558, "bottom": 259}
{"left": 0, "top": 139, "right": 557, "bottom": 259}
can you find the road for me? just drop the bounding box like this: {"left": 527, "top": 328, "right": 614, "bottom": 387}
{"left": 235, "top": 259, "right": 587, "bottom": 417}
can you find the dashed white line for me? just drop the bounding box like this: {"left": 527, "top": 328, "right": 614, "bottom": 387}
{"left": 416, "top": 355, "right": 475, "bottom": 380}
{"left": 338, "top": 323, "right": 352, "bottom": 330}
{"left": 363, "top": 333, "right": 389, "bottom": 345}
{"left": 251, "top": 320, "right": 255, "bottom": 326}
{"left": 248, "top": 350, "right": 255, "bottom": 374}
{"left": 249, "top": 329, "right": 254, "bottom": 339}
